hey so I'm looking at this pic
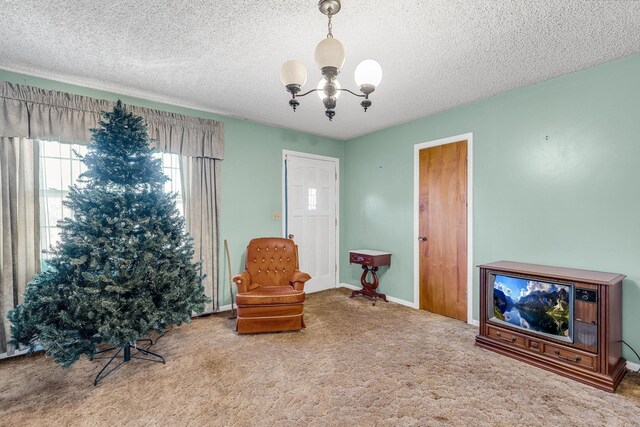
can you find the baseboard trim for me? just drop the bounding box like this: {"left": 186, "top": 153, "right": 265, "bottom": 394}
{"left": 627, "top": 360, "right": 640, "bottom": 372}
{"left": 0, "top": 347, "right": 32, "bottom": 360}
{"left": 339, "top": 284, "right": 480, "bottom": 326}
{"left": 218, "top": 304, "right": 232, "bottom": 312}
{"left": 3, "top": 306, "right": 238, "bottom": 359}
{"left": 387, "top": 295, "right": 419, "bottom": 309}
{"left": 195, "top": 304, "right": 234, "bottom": 318}
{"left": 339, "top": 283, "right": 359, "bottom": 291}
{"left": 338, "top": 283, "right": 417, "bottom": 309}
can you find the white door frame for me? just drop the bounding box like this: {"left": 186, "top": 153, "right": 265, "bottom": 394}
{"left": 282, "top": 150, "right": 340, "bottom": 289}
{"left": 413, "top": 132, "right": 475, "bottom": 325}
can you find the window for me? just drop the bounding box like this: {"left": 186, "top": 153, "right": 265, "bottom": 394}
{"left": 39, "top": 141, "right": 88, "bottom": 255}
{"left": 39, "top": 140, "right": 183, "bottom": 261}
{"left": 155, "top": 151, "right": 184, "bottom": 216}
{"left": 308, "top": 188, "right": 317, "bottom": 211}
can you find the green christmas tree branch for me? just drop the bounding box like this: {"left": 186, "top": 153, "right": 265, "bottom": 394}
{"left": 9, "top": 101, "right": 210, "bottom": 368}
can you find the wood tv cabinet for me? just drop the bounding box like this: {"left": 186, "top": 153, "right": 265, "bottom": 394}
{"left": 475, "top": 261, "right": 626, "bottom": 392}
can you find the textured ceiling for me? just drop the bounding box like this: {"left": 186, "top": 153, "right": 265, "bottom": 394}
{"left": 1, "top": 1, "right": 639, "bottom": 140}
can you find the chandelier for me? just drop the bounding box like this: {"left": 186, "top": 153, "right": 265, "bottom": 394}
{"left": 280, "top": 0, "right": 383, "bottom": 121}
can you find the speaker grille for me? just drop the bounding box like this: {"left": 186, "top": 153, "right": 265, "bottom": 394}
{"left": 574, "top": 321, "right": 597, "bottom": 349}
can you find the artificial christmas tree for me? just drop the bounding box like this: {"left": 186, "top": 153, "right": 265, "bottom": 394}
{"left": 9, "top": 101, "right": 209, "bottom": 383}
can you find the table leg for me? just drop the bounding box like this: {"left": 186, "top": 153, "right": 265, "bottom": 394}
{"left": 349, "top": 265, "right": 388, "bottom": 305}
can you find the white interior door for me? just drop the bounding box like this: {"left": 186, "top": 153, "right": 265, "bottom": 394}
{"left": 284, "top": 151, "right": 338, "bottom": 293}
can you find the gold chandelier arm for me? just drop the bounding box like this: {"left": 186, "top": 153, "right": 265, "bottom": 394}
{"left": 338, "top": 88, "right": 367, "bottom": 98}
{"left": 295, "top": 88, "right": 323, "bottom": 98}
{"left": 295, "top": 88, "right": 367, "bottom": 99}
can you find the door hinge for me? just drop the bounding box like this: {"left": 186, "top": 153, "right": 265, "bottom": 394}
{"left": 335, "top": 264, "right": 338, "bottom": 272}
{"left": 335, "top": 218, "right": 337, "bottom": 226}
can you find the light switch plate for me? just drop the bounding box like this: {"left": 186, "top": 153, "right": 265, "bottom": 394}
{"left": 272, "top": 212, "right": 281, "bottom": 221}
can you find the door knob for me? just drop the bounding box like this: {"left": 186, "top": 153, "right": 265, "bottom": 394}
{"left": 288, "top": 234, "right": 295, "bottom": 239}
{"left": 418, "top": 236, "right": 427, "bottom": 242}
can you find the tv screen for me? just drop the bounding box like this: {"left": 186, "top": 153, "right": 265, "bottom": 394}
{"left": 491, "top": 274, "right": 573, "bottom": 342}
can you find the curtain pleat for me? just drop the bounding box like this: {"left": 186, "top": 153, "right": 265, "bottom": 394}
{"left": 0, "top": 138, "right": 40, "bottom": 354}
{"left": 0, "top": 96, "right": 30, "bottom": 138}
{"left": 131, "top": 106, "right": 224, "bottom": 159}
{"left": 180, "top": 156, "right": 221, "bottom": 314}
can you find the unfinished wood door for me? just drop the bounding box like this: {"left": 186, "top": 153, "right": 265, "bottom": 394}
{"left": 419, "top": 140, "right": 467, "bottom": 321}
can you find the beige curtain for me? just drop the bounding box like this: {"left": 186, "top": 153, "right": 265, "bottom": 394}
{"left": 0, "top": 81, "right": 224, "bottom": 158}
{"left": 180, "top": 157, "right": 221, "bottom": 314}
{"left": 0, "top": 138, "right": 40, "bottom": 355}
{"left": 132, "top": 106, "right": 223, "bottom": 159}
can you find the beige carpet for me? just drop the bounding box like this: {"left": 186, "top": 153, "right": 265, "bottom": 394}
{"left": 1, "top": 288, "right": 639, "bottom": 426}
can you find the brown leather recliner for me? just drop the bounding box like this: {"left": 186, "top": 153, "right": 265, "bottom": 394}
{"left": 233, "top": 237, "right": 311, "bottom": 334}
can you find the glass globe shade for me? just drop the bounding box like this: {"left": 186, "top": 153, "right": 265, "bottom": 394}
{"left": 317, "top": 78, "right": 341, "bottom": 100}
{"left": 280, "top": 60, "right": 308, "bottom": 86}
{"left": 314, "top": 38, "right": 346, "bottom": 69}
{"left": 354, "top": 59, "right": 383, "bottom": 87}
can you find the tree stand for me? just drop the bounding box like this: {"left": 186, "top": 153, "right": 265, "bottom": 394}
{"left": 91, "top": 340, "right": 165, "bottom": 385}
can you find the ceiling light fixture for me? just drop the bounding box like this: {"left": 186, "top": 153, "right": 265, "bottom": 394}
{"left": 280, "top": 0, "right": 382, "bottom": 121}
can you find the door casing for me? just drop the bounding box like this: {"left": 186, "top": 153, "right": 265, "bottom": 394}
{"left": 282, "top": 150, "right": 340, "bottom": 291}
{"left": 413, "top": 133, "right": 474, "bottom": 325}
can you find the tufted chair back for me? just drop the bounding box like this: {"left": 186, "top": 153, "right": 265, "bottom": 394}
{"left": 245, "top": 237, "right": 300, "bottom": 287}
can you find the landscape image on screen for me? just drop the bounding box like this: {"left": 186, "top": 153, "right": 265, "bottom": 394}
{"left": 492, "top": 275, "right": 571, "bottom": 339}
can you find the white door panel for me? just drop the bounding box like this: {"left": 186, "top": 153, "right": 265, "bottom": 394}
{"left": 285, "top": 153, "right": 337, "bottom": 293}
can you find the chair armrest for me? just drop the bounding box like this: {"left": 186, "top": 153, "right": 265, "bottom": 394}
{"left": 232, "top": 271, "right": 252, "bottom": 293}
{"left": 290, "top": 270, "right": 312, "bottom": 291}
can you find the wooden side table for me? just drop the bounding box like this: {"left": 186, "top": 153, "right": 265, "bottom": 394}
{"left": 349, "top": 249, "right": 392, "bottom": 305}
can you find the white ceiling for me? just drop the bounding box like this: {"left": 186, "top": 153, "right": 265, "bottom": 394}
{"left": 1, "top": 1, "right": 639, "bottom": 140}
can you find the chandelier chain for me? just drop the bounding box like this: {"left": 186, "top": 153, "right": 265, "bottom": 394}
{"left": 327, "top": 9, "right": 333, "bottom": 38}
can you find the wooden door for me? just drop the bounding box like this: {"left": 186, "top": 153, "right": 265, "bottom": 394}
{"left": 419, "top": 140, "right": 467, "bottom": 321}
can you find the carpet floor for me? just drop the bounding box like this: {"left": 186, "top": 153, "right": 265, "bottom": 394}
{"left": 1, "top": 288, "right": 639, "bottom": 426}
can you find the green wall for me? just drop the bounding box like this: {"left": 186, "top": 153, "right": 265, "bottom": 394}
{"left": 4, "top": 54, "right": 640, "bottom": 362}
{"left": 0, "top": 70, "right": 345, "bottom": 308}
{"left": 341, "top": 54, "right": 640, "bottom": 362}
